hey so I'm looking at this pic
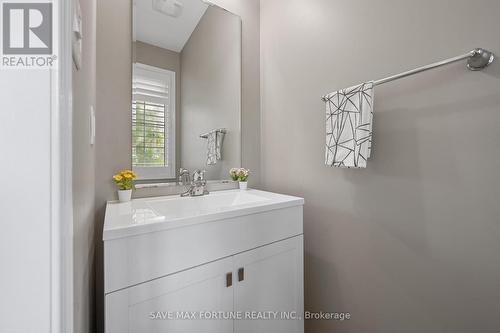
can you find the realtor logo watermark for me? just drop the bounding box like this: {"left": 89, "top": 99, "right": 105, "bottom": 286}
{"left": 1, "top": 2, "right": 56, "bottom": 68}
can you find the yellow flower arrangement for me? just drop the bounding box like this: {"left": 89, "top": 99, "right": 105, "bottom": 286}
{"left": 112, "top": 169, "right": 137, "bottom": 190}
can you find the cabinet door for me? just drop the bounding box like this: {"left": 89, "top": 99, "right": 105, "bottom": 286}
{"left": 105, "top": 257, "right": 234, "bottom": 333}
{"left": 234, "top": 236, "right": 304, "bottom": 333}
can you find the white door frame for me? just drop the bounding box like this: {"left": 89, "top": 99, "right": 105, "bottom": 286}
{"left": 51, "top": 0, "right": 74, "bottom": 332}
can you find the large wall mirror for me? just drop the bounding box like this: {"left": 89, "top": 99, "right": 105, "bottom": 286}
{"left": 132, "top": 0, "right": 242, "bottom": 182}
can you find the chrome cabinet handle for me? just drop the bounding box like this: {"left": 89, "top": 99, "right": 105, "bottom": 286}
{"left": 226, "top": 272, "right": 233, "bottom": 287}
{"left": 238, "top": 267, "right": 244, "bottom": 282}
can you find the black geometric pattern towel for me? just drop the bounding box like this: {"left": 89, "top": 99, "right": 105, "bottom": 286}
{"left": 325, "top": 82, "right": 374, "bottom": 168}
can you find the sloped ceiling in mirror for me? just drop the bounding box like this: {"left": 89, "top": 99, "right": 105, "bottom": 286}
{"left": 134, "top": 0, "right": 209, "bottom": 52}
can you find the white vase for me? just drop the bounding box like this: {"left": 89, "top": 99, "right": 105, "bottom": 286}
{"left": 118, "top": 189, "right": 132, "bottom": 202}
{"left": 239, "top": 181, "right": 248, "bottom": 190}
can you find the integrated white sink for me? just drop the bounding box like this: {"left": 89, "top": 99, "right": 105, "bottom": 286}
{"left": 148, "top": 190, "right": 270, "bottom": 218}
{"left": 103, "top": 189, "right": 304, "bottom": 240}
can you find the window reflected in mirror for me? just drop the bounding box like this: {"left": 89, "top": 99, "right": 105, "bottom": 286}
{"left": 132, "top": 64, "right": 176, "bottom": 179}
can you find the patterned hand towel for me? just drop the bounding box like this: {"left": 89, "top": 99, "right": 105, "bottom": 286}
{"left": 324, "top": 82, "right": 374, "bottom": 168}
{"left": 215, "top": 130, "right": 225, "bottom": 160}
{"left": 206, "top": 130, "right": 225, "bottom": 165}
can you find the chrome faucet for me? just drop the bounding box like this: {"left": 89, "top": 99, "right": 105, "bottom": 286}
{"left": 179, "top": 168, "right": 209, "bottom": 197}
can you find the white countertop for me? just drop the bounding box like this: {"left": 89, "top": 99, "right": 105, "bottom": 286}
{"left": 103, "top": 189, "right": 304, "bottom": 240}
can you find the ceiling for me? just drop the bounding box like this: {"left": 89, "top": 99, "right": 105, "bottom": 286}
{"left": 134, "top": 0, "right": 209, "bottom": 52}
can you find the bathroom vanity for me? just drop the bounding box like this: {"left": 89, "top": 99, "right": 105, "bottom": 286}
{"left": 103, "top": 189, "right": 304, "bottom": 333}
{"left": 106, "top": 2, "right": 304, "bottom": 331}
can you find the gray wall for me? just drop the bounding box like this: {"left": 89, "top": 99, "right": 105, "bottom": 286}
{"left": 94, "top": 1, "right": 260, "bottom": 332}
{"left": 260, "top": 0, "right": 500, "bottom": 332}
{"left": 180, "top": 6, "right": 241, "bottom": 180}
{"left": 134, "top": 41, "right": 181, "bottom": 173}
{"left": 72, "top": 0, "right": 96, "bottom": 332}
{"left": 95, "top": 0, "right": 132, "bottom": 331}
{"left": 134, "top": 41, "right": 181, "bottom": 72}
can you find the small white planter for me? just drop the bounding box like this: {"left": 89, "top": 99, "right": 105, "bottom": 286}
{"left": 118, "top": 189, "right": 132, "bottom": 202}
{"left": 239, "top": 181, "right": 248, "bottom": 190}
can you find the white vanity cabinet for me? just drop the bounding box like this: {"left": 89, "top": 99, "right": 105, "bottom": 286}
{"left": 103, "top": 189, "right": 304, "bottom": 333}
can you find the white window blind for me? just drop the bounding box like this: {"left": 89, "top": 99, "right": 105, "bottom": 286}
{"left": 132, "top": 64, "right": 176, "bottom": 179}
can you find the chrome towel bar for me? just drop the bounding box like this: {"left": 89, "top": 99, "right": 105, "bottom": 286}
{"left": 321, "top": 48, "right": 495, "bottom": 101}
{"left": 200, "top": 128, "right": 227, "bottom": 139}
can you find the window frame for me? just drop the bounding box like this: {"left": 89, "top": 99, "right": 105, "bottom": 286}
{"left": 132, "top": 63, "right": 176, "bottom": 180}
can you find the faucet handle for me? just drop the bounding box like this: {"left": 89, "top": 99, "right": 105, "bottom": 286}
{"left": 192, "top": 169, "right": 207, "bottom": 182}
{"left": 179, "top": 168, "right": 191, "bottom": 185}
{"left": 192, "top": 169, "right": 202, "bottom": 181}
